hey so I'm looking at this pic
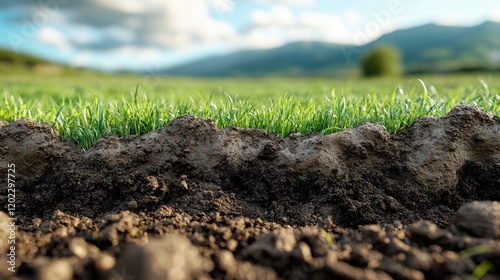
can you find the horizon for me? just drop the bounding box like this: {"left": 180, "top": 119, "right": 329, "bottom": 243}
{"left": 1, "top": 0, "right": 500, "bottom": 72}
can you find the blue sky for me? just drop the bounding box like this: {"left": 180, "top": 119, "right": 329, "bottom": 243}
{"left": 1, "top": 0, "right": 499, "bottom": 72}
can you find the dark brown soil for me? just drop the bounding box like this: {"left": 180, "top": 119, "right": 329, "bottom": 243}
{"left": 0, "top": 105, "right": 499, "bottom": 280}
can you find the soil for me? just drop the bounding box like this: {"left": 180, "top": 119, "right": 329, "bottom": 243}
{"left": 0, "top": 105, "right": 499, "bottom": 280}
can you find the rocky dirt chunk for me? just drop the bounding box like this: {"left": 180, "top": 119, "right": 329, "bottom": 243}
{"left": 311, "top": 260, "right": 393, "bottom": 280}
{"left": 401, "top": 105, "right": 500, "bottom": 189}
{"left": 215, "top": 250, "right": 278, "bottom": 280}
{"left": 98, "top": 211, "right": 146, "bottom": 246}
{"left": 452, "top": 201, "right": 500, "bottom": 239}
{"left": 0, "top": 118, "right": 75, "bottom": 182}
{"left": 110, "top": 234, "right": 213, "bottom": 280}
{"left": 35, "top": 258, "right": 74, "bottom": 280}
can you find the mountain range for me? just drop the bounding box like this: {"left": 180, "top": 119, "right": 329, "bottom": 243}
{"left": 164, "top": 21, "right": 500, "bottom": 77}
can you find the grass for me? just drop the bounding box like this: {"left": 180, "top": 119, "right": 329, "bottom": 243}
{"left": 459, "top": 245, "right": 496, "bottom": 279}
{"left": 319, "top": 228, "right": 335, "bottom": 247}
{"left": 1, "top": 73, "right": 499, "bottom": 150}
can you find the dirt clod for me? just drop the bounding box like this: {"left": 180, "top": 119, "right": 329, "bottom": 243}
{"left": 93, "top": 253, "right": 116, "bottom": 273}
{"left": 127, "top": 200, "right": 139, "bottom": 210}
{"left": 452, "top": 201, "right": 500, "bottom": 239}
{"left": 1, "top": 105, "right": 500, "bottom": 279}
{"left": 37, "top": 259, "right": 73, "bottom": 280}
{"left": 111, "top": 235, "right": 213, "bottom": 280}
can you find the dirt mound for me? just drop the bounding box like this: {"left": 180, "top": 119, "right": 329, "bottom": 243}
{"left": 0, "top": 105, "right": 499, "bottom": 279}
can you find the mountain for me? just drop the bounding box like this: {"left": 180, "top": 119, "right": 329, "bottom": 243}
{"left": 368, "top": 21, "right": 500, "bottom": 71}
{"left": 164, "top": 21, "right": 500, "bottom": 77}
{"left": 163, "top": 42, "right": 355, "bottom": 77}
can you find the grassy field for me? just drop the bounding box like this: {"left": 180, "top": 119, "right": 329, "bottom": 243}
{"left": 1, "top": 72, "right": 499, "bottom": 150}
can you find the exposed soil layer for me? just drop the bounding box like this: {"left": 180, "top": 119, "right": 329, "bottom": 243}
{"left": 0, "top": 105, "right": 499, "bottom": 279}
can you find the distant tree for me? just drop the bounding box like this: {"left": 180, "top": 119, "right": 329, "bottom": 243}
{"left": 361, "top": 45, "right": 403, "bottom": 77}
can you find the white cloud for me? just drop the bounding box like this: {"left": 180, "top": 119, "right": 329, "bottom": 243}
{"left": 298, "top": 12, "right": 356, "bottom": 43}
{"left": 346, "top": 10, "right": 361, "bottom": 25}
{"left": 491, "top": 7, "right": 500, "bottom": 22}
{"left": 299, "top": 12, "right": 341, "bottom": 28}
{"left": 246, "top": 8, "right": 359, "bottom": 47}
{"left": 252, "top": 6, "right": 296, "bottom": 27}
{"left": 211, "top": 0, "right": 239, "bottom": 14}
{"left": 7, "top": 0, "right": 237, "bottom": 50}
{"left": 36, "top": 27, "right": 72, "bottom": 51}
{"left": 4, "top": 0, "right": 367, "bottom": 55}
{"left": 251, "top": 10, "right": 272, "bottom": 26}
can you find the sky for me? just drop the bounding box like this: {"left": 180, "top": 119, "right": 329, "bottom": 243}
{"left": 1, "top": 0, "right": 500, "bottom": 72}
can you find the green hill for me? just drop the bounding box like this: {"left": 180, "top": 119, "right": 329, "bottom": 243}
{"left": 0, "top": 49, "right": 51, "bottom": 67}
{"left": 0, "top": 49, "right": 95, "bottom": 76}
{"left": 368, "top": 21, "right": 500, "bottom": 71}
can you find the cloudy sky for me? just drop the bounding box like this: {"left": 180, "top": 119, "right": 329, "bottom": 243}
{"left": 1, "top": 0, "right": 499, "bottom": 71}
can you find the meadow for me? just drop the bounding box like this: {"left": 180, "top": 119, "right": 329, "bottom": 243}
{"left": 1, "top": 72, "right": 499, "bottom": 150}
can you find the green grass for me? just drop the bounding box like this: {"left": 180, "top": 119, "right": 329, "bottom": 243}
{"left": 459, "top": 245, "right": 496, "bottom": 279}
{"left": 1, "top": 73, "right": 499, "bottom": 150}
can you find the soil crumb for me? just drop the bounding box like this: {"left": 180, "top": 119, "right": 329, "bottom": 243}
{"left": 1, "top": 105, "right": 499, "bottom": 279}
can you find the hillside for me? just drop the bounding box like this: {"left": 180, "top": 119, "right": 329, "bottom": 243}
{"left": 164, "top": 21, "right": 500, "bottom": 77}
{"left": 162, "top": 42, "right": 355, "bottom": 77}
{"left": 0, "top": 48, "right": 96, "bottom": 76}
{"left": 0, "top": 49, "right": 51, "bottom": 67}
{"left": 369, "top": 21, "right": 500, "bottom": 71}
